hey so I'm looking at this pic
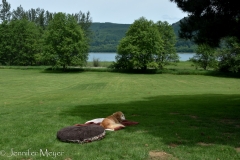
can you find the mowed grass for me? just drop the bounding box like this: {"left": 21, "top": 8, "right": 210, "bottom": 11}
{"left": 0, "top": 69, "right": 240, "bottom": 160}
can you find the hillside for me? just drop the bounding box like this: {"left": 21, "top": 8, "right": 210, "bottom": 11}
{"left": 89, "top": 22, "right": 130, "bottom": 52}
{"left": 89, "top": 21, "right": 196, "bottom": 53}
{"left": 171, "top": 21, "right": 197, "bottom": 52}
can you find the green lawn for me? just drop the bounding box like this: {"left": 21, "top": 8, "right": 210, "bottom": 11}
{"left": 0, "top": 68, "right": 240, "bottom": 160}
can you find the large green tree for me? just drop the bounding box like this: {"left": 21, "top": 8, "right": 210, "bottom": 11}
{"left": 0, "top": 21, "right": 11, "bottom": 65}
{"left": 0, "top": 19, "right": 42, "bottom": 65}
{"left": 170, "top": 0, "right": 240, "bottom": 47}
{"left": 43, "top": 12, "right": 88, "bottom": 70}
{"left": 113, "top": 17, "right": 179, "bottom": 70}
{"left": 155, "top": 21, "right": 179, "bottom": 68}
{"left": 114, "top": 17, "right": 163, "bottom": 70}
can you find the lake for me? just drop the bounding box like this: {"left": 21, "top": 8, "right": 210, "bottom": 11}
{"left": 88, "top": 53, "right": 195, "bottom": 62}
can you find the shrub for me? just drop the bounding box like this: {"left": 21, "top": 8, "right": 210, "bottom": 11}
{"left": 93, "top": 58, "right": 100, "bottom": 67}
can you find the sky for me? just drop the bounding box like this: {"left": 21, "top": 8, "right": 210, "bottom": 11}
{"left": 6, "top": 0, "right": 188, "bottom": 24}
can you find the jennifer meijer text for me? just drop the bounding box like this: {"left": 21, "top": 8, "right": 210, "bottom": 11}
{"left": 0, "top": 148, "right": 64, "bottom": 158}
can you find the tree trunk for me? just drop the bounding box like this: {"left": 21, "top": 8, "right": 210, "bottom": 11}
{"left": 63, "top": 64, "right": 66, "bottom": 71}
{"left": 141, "top": 65, "right": 147, "bottom": 71}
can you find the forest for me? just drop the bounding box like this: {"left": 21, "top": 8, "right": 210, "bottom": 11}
{"left": 89, "top": 21, "right": 196, "bottom": 53}
{"left": 0, "top": 0, "right": 92, "bottom": 67}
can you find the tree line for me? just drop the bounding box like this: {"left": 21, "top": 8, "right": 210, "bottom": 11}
{"left": 0, "top": 0, "right": 91, "bottom": 69}
{"left": 1, "top": 0, "right": 239, "bottom": 72}
{"left": 0, "top": 0, "right": 178, "bottom": 70}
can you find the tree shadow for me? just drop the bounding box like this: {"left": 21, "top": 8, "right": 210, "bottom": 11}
{"left": 203, "top": 71, "right": 240, "bottom": 79}
{"left": 59, "top": 94, "right": 240, "bottom": 147}
{"left": 41, "top": 67, "right": 85, "bottom": 74}
{"left": 41, "top": 66, "right": 240, "bottom": 78}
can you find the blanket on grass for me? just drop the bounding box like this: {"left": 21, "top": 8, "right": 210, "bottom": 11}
{"left": 74, "top": 118, "right": 139, "bottom": 129}
{"left": 57, "top": 124, "right": 105, "bottom": 144}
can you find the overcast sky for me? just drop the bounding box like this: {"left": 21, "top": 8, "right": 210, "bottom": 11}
{"left": 6, "top": 0, "right": 188, "bottom": 24}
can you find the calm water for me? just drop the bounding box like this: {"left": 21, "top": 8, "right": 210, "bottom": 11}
{"left": 88, "top": 52, "right": 195, "bottom": 62}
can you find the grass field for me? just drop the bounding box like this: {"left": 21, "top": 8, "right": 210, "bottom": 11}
{"left": 0, "top": 67, "right": 240, "bottom": 160}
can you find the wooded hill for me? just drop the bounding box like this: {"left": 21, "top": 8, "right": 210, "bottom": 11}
{"left": 172, "top": 21, "right": 196, "bottom": 52}
{"left": 89, "top": 22, "right": 130, "bottom": 52}
{"left": 89, "top": 20, "right": 196, "bottom": 53}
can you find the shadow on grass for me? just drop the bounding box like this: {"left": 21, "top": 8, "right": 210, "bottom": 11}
{"left": 59, "top": 94, "right": 240, "bottom": 147}
{"left": 41, "top": 66, "right": 240, "bottom": 78}
{"left": 41, "top": 67, "right": 160, "bottom": 74}
{"left": 41, "top": 67, "right": 85, "bottom": 73}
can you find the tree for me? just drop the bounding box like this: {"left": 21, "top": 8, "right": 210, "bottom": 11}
{"left": 27, "top": 8, "right": 37, "bottom": 22}
{"left": 170, "top": 0, "right": 240, "bottom": 47}
{"left": 113, "top": 17, "right": 179, "bottom": 70}
{"left": 73, "top": 11, "right": 92, "bottom": 42}
{"left": 114, "top": 17, "right": 163, "bottom": 70}
{"left": 0, "top": 21, "right": 11, "bottom": 65}
{"left": 35, "top": 8, "right": 45, "bottom": 28}
{"left": 217, "top": 37, "right": 240, "bottom": 73}
{"left": 0, "top": 0, "right": 11, "bottom": 22}
{"left": 44, "top": 10, "right": 53, "bottom": 27}
{"left": 190, "top": 44, "right": 217, "bottom": 70}
{"left": 43, "top": 12, "right": 88, "bottom": 70}
{"left": 24, "top": 8, "right": 53, "bottom": 30}
{"left": 11, "top": 5, "right": 27, "bottom": 20}
{"left": 0, "top": 19, "right": 42, "bottom": 65}
{"left": 155, "top": 21, "right": 179, "bottom": 68}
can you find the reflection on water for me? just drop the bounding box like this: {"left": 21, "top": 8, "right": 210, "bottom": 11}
{"left": 88, "top": 52, "right": 195, "bottom": 62}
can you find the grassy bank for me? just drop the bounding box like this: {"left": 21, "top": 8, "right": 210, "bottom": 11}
{"left": 0, "top": 68, "right": 240, "bottom": 159}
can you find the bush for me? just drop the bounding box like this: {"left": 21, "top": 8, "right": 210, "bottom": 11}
{"left": 190, "top": 44, "right": 217, "bottom": 70}
{"left": 217, "top": 37, "right": 240, "bottom": 73}
{"left": 93, "top": 58, "right": 100, "bottom": 67}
